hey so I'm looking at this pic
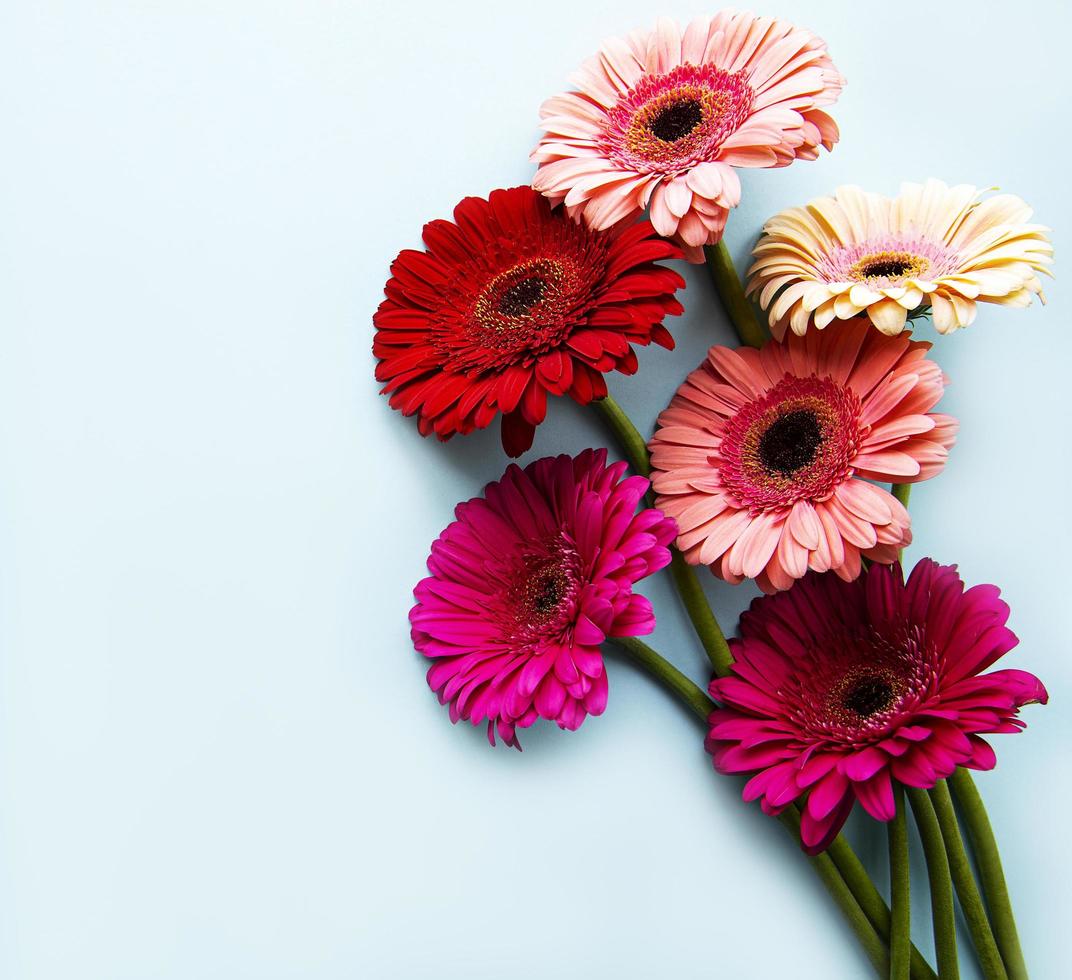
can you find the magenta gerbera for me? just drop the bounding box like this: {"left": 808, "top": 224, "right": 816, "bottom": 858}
{"left": 410, "top": 450, "right": 677, "bottom": 748}
{"left": 532, "top": 12, "right": 844, "bottom": 261}
{"left": 706, "top": 561, "right": 1047, "bottom": 854}
{"left": 374, "top": 186, "right": 684, "bottom": 458}
{"left": 648, "top": 320, "right": 957, "bottom": 592}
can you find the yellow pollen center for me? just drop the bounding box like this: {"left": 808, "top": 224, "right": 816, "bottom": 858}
{"left": 849, "top": 251, "right": 929, "bottom": 283}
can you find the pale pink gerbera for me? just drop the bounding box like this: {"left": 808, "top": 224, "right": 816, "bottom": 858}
{"left": 707, "top": 561, "right": 1048, "bottom": 853}
{"left": 747, "top": 180, "right": 1054, "bottom": 338}
{"left": 648, "top": 320, "right": 957, "bottom": 592}
{"left": 532, "top": 12, "right": 844, "bottom": 261}
{"left": 410, "top": 450, "right": 676, "bottom": 748}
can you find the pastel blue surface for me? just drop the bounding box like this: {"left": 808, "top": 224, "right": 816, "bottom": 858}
{"left": 1, "top": 2, "right": 1069, "bottom": 977}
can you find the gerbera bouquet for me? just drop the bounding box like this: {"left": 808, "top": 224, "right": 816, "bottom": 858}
{"left": 373, "top": 11, "right": 1053, "bottom": 978}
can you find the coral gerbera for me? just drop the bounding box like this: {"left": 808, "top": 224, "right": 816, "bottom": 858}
{"left": 648, "top": 320, "right": 956, "bottom": 592}
{"left": 531, "top": 12, "right": 844, "bottom": 261}
{"left": 410, "top": 450, "right": 676, "bottom": 748}
{"left": 747, "top": 180, "right": 1054, "bottom": 338}
{"left": 706, "top": 561, "right": 1048, "bottom": 854}
{"left": 373, "top": 186, "right": 684, "bottom": 457}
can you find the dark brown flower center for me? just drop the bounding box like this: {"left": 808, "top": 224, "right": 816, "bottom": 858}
{"left": 758, "top": 409, "right": 823, "bottom": 475}
{"left": 860, "top": 259, "right": 913, "bottom": 279}
{"left": 497, "top": 276, "right": 546, "bottom": 316}
{"left": 648, "top": 99, "right": 703, "bottom": 142}
{"left": 842, "top": 676, "right": 895, "bottom": 717}
{"left": 529, "top": 570, "right": 566, "bottom": 614}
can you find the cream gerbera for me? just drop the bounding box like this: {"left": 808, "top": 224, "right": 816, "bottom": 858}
{"left": 747, "top": 180, "right": 1053, "bottom": 337}
{"left": 531, "top": 12, "right": 844, "bottom": 261}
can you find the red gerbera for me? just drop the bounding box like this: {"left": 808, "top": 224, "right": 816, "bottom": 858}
{"left": 373, "top": 186, "right": 685, "bottom": 456}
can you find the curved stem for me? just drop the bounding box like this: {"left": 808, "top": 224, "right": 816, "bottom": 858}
{"left": 609, "top": 635, "right": 892, "bottom": 978}
{"left": 949, "top": 769, "right": 1028, "bottom": 980}
{"left": 907, "top": 787, "right": 960, "bottom": 978}
{"left": 826, "top": 836, "right": 937, "bottom": 980}
{"left": 590, "top": 395, "right": 651, "bottom": 477}
{"left": 608, "top": 636, "right": 713, "bottom": 722}
{"left": 778, "top": 807, "right": 890, "bottom": 977}
{"left": 930, "top": 781, "right": 1008, "bottom": 980}
{"left": 889, "top": 783, "right": 912, "bottom": 980}
{"left": 594, "top": 395, "right": 936, "bottom": 977}
{"left": 590, "top": 394, "right": 733, "bottom": 675}
{"left": 703, "top": 241, "right": 768, "bottom": 348}
{"left": 669, "top": 552, "right": 733, "bottom": 676}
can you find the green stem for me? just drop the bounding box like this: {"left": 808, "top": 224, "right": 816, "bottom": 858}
{"left": 949, "top": 769, "right": 1028, "bottom": 980}
{"left": 930, "top": 781, "right": 1008, "bottom": 980}
{"left": 590, "top": 394, "right": 651, "bottom": 476}
{"left": 907, "top": 787, "right": 960, "bottom": 978}
{"left": 609, "top": 636, "right": 892, "bottom": 979}
{"left": 778, "top": 807, "right": 890, "bottom": 977}
{"left": 669, "top": 552, "right": 733, "bottom": 676}
{"left": 892, "top": 483, "right": 912, "bottom": 508}
{"left": 590, "top": 394, "right": 733, "bottom": 675}
{"left": 595, "top": 395, "right": 934, "bottom": 978}
{"left": 889, "top": 783, "right": 912, "bottom": 980}
{"left": 608, "top": 636, "right": 714, "bottom": 722}
{"left": 703, "top": 240, "right": 767, "bottom": 348}
{"left": 825, "top": 837, "right": 937, "bottom": 980}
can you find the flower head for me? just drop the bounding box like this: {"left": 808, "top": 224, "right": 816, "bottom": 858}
{"left": 410, "top": 450, "right": 676, "bottom": 748}
{"left": 532, "top": 12, "right": 844, "bottom": 261}
{"left": 706, "top": 561, "right": 1047, "bottom": 853}
{"left": 374, "top": 187, "right": 684, "bottom": 457}
{"left": 648, "top": 320, "right": 956, "bottom": 592}
{"left": 747, "top": 180, "right": 1054, "bottom": 338}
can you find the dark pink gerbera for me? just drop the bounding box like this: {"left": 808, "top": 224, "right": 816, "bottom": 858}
{"left": 374, "top": 186, "right": 685, "bottom": 457}
{"left": 706, "top": 560, "right": 1047, "bottom": 853}
{"left": 410, "top": 450, "right": 676, "bottom": 748}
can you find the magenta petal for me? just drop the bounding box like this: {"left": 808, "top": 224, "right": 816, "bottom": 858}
{"left": 854, "top": 770, "right": 896, "bottom": 821}
{"left": 841, "top": 746, "right": 887, "bottom": 782}
{"left": 800, "top": 793, "right": 855, "bottom": 855}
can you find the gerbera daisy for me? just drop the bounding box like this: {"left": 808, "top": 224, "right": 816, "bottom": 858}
{"left": 531, "top": 12, "right": 844, "bottom": 261}
{"left": 374, "top": 186, "right": 684, "bottom": 457}
{"left": 648, "top": 320, "right": 957, "bottom": 592}
{"left": 410, "top": 450, "right": 676, "bottom": 748}
{"left": 706, "top": 561, "right": 1048, "bottom": 854}
{"left": 747, "top": 179, "right": 1054, "bottom": 338}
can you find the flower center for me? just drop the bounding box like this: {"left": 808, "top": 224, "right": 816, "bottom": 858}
{"left": 757, "top": 409, "right": 823, "bottom": 475}
{"left": 717, "top": 376, "right": 861, "bottom": 512}
{"left": 850, "top": 250, "right": 929, "bottom": 283}
{"left": 782, "top": 624, "right": 940, "bottom": 744}
{"left": 493, "top": 532, "right": 584, "bottom": 646}
{"left": 497, "top": 276, "right": 546, "bottom": 316}
{"left": 842, "top": 675, "right": 895, "bottom": 717}
{"left": 526, "top": 567, "right": 568, "bottom": 617}
{"left": 648, "top": 99, "right": 703, "bottom": 142}
{"left": 604, "top": 64, "right": 754, "bottom": 174}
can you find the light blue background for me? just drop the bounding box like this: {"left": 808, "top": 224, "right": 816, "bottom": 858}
{"left": 2, "top": 2, "right": 1069, "bottom": 977}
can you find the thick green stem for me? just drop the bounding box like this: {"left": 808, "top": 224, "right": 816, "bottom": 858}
{"left": 778, "top": 807, "right": 890, "bottom": 977}
{"left": 825, "top": 837, "right": 937, "bottom": 980}
{"left": 930, "top": 781, "right": 1007, "bottom": 980}
{"left": 609, "top": 636, "right": 892, "bottom": 978}
{"left": 703, "top": 240, "right": 767, "bottom": 348}
{"left": 608, "top": 636, "right": 713, "bottom": 722}
{"left": 889, "top": 783, "right": 912, "bottom": 980}
{"left": 892, "top": 483, "right": 912, "bottom": 508}
{"left": 907, "top": 787, "right": 960, "bottom": 978}
{"left": 949, "top": 769, "right": 1028, "bottom": 980}
{"left": 594, "top": 395, "right": 936, "bottom": 978}
{"left": 590, "top": 394, "right": 651, "bottom": 477}
{"left": 669, "top": 552, "right": 733, "bottom": 676}
{"left": 590, "top": 394, "right": 733, "bottom": 675}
